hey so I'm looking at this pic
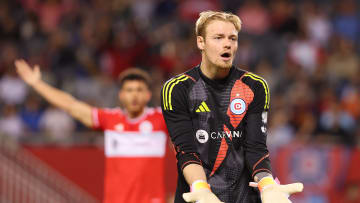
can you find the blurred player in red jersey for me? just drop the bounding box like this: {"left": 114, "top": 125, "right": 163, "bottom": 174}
{"left": 14, "top": 59, "right": 173, "bottom": 203}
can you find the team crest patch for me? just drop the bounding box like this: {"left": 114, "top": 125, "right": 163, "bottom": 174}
{"left": 196, "top": 129, "right": 209, "bottom": 143}
{"left": 230, "top": 98, "right": 246, "bottom": 115}
{"left": 139, "top": 121, "right": 153, "bottom": 133}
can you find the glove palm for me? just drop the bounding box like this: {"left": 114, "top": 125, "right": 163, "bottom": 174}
{"left": 183, "top": 188, "right": 224, "bottom": 203}
{"left": 260, "top": 183, "right": 303, "bottom": 203}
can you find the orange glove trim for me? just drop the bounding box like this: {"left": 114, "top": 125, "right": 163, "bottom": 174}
{"left": 258, "top": 177, "right": 276, "bottom": 192}
{"left": 191, "top": 180, "right": 210, "bottom": 192}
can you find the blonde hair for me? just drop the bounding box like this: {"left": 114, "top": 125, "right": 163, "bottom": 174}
{"left": 195, "top": 10, "right": 242, "bottom": 37}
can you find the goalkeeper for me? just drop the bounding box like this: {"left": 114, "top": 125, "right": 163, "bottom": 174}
{"left": 161, "top": 10, "right": 303, "bottom": 203}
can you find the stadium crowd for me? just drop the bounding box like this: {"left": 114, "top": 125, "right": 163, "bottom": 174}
{"left": 1, "top": 0, "right": 360, "bottom": 202}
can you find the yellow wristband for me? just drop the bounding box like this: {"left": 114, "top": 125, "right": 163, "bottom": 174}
{"left": 258, "top": 177, "right": 276, "bottom": 192}
{"left": 191, "top": 180, "right": 210, "bottom": 192}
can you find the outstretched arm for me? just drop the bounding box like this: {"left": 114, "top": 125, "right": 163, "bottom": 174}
{"left": 183, "top": 164, "right": 207, "bottom": 185}
{"left": 161, "top": 76, "right": 223, "bottom": 203}
{"left": 181, "top": 164, "right": 223, "bottom": 203}
{"left": 14, "top": 59, "right": 93, "bottom": 127}
{"left": 244, "top": 74, "right": 303, "bottom": 202}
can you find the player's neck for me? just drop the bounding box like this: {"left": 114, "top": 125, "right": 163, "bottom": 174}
{"left": 200, "top": 61, "right": 231, "bottom": 80}
{"left": 126, "top": 108, "right": 145, "bottom": 119}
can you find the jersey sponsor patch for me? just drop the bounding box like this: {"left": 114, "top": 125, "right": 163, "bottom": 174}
{"left": 104, "top": 130, "right": 167, "bottom": 157}
{"left": 230, "top": 98, "right": 246, "bottom": 115}
{"left": 196, "top": 129, "right": 209, "bottom": 143}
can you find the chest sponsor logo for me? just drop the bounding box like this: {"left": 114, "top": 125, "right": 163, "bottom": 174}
{"left": 196, "top": 129, "right": 209, "bottom": 143}
{"left": 104, "top": 130, "right": 166, "bottom": 157}
{"left": 196, "top": 129, "right": 242, "bottom": 143}
{"left": 210, "top": 131, "right": 242, "bottom": 139}
{"left": 230, "top": 98, "right": 246, "bottom": 115}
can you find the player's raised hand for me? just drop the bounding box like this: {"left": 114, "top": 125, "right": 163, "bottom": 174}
{"left": 14, "top": 59, "right": 41, "bottom": 86}
{"left": 250, "top": 177, "right": 303, "bottom": 203}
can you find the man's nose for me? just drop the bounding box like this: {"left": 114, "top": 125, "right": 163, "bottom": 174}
{"left": 224, "top": 40, "right": 231, "bottom": 49}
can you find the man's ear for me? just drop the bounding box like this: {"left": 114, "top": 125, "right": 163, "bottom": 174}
{"left": 145, "top": 89, "right": 152, "bottom": 103}
{"left": 197, "top": 36, "right": 205, "bottom": 51}
{"left": 118, "top": 90, "right": 123, "bottom": 104}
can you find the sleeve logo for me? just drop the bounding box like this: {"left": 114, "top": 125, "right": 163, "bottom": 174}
{"left": 230, "top": 98, "right": 246, "bottom": 115}
{"left": 262, "top": 111, "right": 268, "bottom": 124}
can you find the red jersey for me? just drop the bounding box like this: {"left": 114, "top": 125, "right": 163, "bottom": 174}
{"left": 92, "top": 107, "right": 168, "bottom": 203}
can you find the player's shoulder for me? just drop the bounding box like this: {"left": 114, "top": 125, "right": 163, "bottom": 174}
{"left": 239, "top": 69, "right": 269, "bottom": 91}
{"left": 145, "top": 107, "right": 163, "bottom": 116}
{"left": 162, "top": 67, "right": 198, "bottom": 90}
{"left": 94, "top": 107, "right": 124, "bottom": 123}
{"left": 162, "top": 67, "right": 199, "bottom": 98}
{"left": 98, "top": 107, "right": 123, "bottom": 115}
{"left": 231, "top": 66, "right": 269, "bottom": 93}
{"left": 239, "top": 70, "right": 270, "bottom": 110}
{"left": 161, "top": 66, "right": 200, "bottom": 111}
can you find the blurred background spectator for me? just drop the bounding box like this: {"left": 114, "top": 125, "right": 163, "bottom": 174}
{"left": 1, "top": 0, "right": 360, "bottom": 202}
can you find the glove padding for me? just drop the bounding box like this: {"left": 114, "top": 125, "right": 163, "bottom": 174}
{"left": 259, "top": 182, "right": 303, "bottom": 203}
{"left": 183, "top": 188, "right": 224, "bottom": 203}
{"left": 250, "top": 178, "right": 303, "bottom": 203}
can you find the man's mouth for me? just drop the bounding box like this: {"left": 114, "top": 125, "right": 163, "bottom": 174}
{"left": 221, "top": 52, "right": 231, "bottom": 60}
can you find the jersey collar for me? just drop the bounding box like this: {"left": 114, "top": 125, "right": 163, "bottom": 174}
{"left": 198, "top": 65, "right": 235, "bottom": 89}
{"left": 124, "top": 107, "right": 148, "bottom": 123}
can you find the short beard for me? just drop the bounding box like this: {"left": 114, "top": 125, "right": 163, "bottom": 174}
{"left": 217, "top": 61, "right": 232, "bottom": 69}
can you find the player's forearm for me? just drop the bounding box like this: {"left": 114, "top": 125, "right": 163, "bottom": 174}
{"left": 183, "top": 163, "right": 208, "bottom": 185}
{"left": 254, "top": 172, "right": 272, "bottom": 182}
{"left": 32, "top": 80, "right": 76, "bottom": 111}
{"left": 244, "top": 112, "right": 272, "bottom": 178}
{"left": 31, "top": 80, "right": 93, "bottom": 127}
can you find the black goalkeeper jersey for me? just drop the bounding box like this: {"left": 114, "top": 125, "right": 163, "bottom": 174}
{"left": 161, "top": 65, "right": 272, "bottom": 203}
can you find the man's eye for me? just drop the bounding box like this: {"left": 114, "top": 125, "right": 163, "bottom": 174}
{"left": 215, "top": 37, "right": 221, "bottom": 39}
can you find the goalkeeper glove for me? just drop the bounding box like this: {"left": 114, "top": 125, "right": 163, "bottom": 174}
{"left": 250, "top": 177, "right": 303, "bottom": 203}
{"left": 183, "top": 180, "right": 224, "bottom": 203}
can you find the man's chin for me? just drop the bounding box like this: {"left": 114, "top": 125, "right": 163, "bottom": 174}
{"left": 218, "top": 62, "right": 233, "bottom": 69}
{"left": 127, "top": 106, "right": 143, "bottom": 114}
